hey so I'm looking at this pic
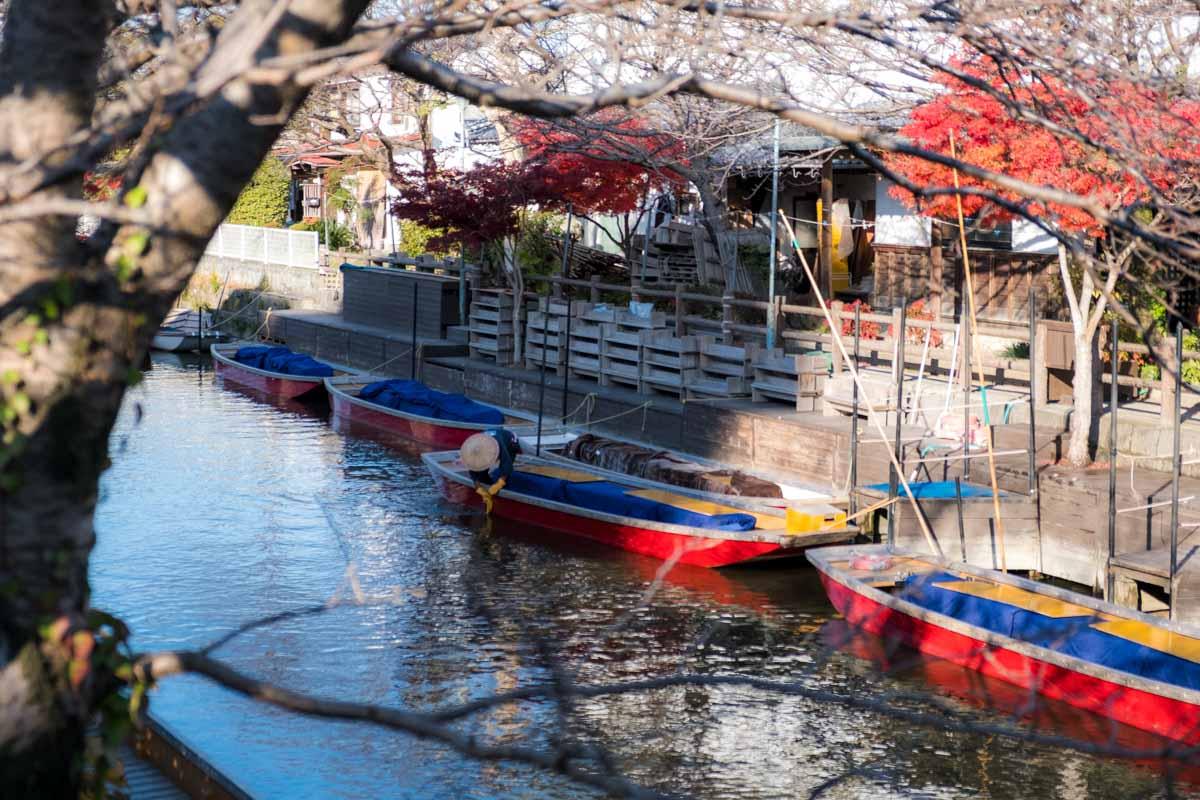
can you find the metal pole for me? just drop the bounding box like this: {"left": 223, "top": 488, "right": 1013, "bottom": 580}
{"left": 559, "top": 203, "right": 574, "bottom": 286}
{"left": 561, "top": 295, "right": 573, "bottom": 422}
{"left": 536, "top": 301, "right": 549, "bottom": 456}
{"left": 1028, "top": 293, "right": 1038, "bottom": 496}
{"left": 766, "top": 119, "right": 781, "bottom": 350}
{"left": 1107, "top": 316, "right": 1119, "bottom": 601}
{"left": 410, "top": 281, "right": 418, "bottom": 380}
{"left": 639, "top": 191, "right": 651, "bottom": 286}
{"left": 458, "top": 250, "right": 467, "bottom": 327}
{"left": 887, "top": 298, "right": 907, "bottom": 550}
{"left": 962, "top": 308, "right": 972, "bottom": 481}
{"left": 955, "top": 477, "right": 967, "bottom": 561}
{"left": 1170, "top": 324, "right": 1183, "bottom": 612}
{"left": 850, "top": 304, "right": 860, "bottom": 517}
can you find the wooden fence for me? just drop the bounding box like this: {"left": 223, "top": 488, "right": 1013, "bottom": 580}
{"left": 516, "top": 273, "right": 1200, "bottom": 423}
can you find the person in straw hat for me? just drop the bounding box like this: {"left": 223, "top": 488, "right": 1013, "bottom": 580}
{"left": 460, "top": 428, "right": 521, "bottom": 511}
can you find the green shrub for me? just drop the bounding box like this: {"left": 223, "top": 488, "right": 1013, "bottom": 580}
{"left": 291, "top": 220, "right": 354, "bottom": 250}
{"left": 227, "top": 157, "right": 290, "bottom": 228}
{"left": 999, "top": 341, "right": 1030, "bottom": 359}
{"left": 397, "top": 220, "right": 450, "bottom": 258}
{"left": 515, "top": 212, "right": 564, "bottom": 276}
{"left": 1183, "top": 360, "right": 1200, "bottom": 386}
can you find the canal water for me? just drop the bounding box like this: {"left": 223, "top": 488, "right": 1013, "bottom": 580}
{"left": 91, "top": 354, "right": 1193, "bottom": 799}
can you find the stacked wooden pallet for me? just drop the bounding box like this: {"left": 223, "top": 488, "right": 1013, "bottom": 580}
{"left": 639, "top": 333, "right": 701, "bottom": 398}
{"left": 526, "top": 299, "right": 592, "bottom": 373}
{"left": 565, "top": 306, "right": 614, "bottom": 382}
{"left": 600, "top": 310, "right": 668, "bottom": 390}
{"left": 684, "top": 338, "right": 761, "bottom": 400}
{"left": 468, "top": 289, "right": 516, "bottom": 365}
{"left": 751, "top": 351, "right": 829, "bottom": 411}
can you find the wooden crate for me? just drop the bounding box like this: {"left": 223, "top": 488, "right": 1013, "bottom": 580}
{"left": 639, "top": 333, "right": 700, "bottom": 398}
{"left": 526, "top": 298, "right": 591, "bottom": 372}
{"left": 752, "top": 350, "right": 828, "bottom": 411}
{"left": 684, "top": 338, "right": 760, "bottom": 400}
{"left": 469, "top": 289, "right": 516, "bottom": 365}
{"left": 600, "top": 325, "right": 644, "bottom": 390}
{"left": 566, "top": 306, "right": 614, "bottom": 381}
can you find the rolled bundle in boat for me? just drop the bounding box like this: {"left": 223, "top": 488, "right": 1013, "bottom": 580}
{"left": 563, "top": 433, "right": 783, "bottom": 498}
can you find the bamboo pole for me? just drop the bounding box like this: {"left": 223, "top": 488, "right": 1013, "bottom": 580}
{"left": 1107, "top": 317, "right": 1118, "bottom": 601}
{"left": 949, "top": 131, "right": 1008, "bottom": 573}
{"left": 780, "top": 214, "right": 943, "bottom": 558}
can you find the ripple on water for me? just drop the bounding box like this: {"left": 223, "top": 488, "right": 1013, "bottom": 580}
{"left": 89, "top": 354, "right": 1199, "bottom": 799}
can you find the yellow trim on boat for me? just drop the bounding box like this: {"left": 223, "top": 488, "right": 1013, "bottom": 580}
{"left": 517, "top": 464, "right": 606, "bottom": 483}
{"left": 1091, "top": 620, "right": 1200, "bottom": 665}
{"left": 626, "top": 488, "right": 787, "bottom": 531}
{"left": 934, "top": 581, "right": 1099, "bottom": 618}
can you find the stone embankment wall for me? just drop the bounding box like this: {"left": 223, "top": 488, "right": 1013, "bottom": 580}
{"left": 184, "top": 254, "right": 342, "bottom": 312}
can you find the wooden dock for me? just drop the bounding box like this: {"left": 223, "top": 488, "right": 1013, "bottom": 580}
{"left": 417, "top": 354, "right": 1200, "bottom": 608}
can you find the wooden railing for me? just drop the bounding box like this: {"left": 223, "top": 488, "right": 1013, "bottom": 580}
{"left": 515, "top": 272, "right": 1199, "bottom": 422}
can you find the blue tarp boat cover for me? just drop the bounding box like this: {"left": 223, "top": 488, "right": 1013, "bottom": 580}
{"left": 866, "top": 480, "right": 1003, "bottom": 499}
{"left": 233, "top": 346, "right": 334, "bottom": 377}
{"left": 358, "top": 379, "right": 504, "bottom": 425}
{"left": 898, "top": 572, "right": 1200, "bottom": 692}
{"left": 505, "top": 470, "right": 757, "bottom": 532}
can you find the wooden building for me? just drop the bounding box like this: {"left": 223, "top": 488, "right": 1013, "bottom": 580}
{"left": 724, "top": 128, "right": 1059, "bottom": 324}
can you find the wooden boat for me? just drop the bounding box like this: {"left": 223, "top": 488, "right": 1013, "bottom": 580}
{"left": 424, "top": 450, "right": 858, "bottom": 568}
{"left": 151, "top": 309, "right": 229, "bottom": 352}
{"left": 822, "top": 618, "right": 1200, "bottom": 778}
{"left": 325, "top": 376, "right": 540, "bottom": 449}
{"left": 809, "top": 543, "right": 1200, "bottom": 745}
{"left": 210, "top": 342, "right": 341, "bottom": 401}
{"left": 537, "top": 431, "right": 836, "bottom": 507}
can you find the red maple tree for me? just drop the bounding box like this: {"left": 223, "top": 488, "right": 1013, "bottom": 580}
{"left": 391, "top": 115, "right": 682, "bottom": 251}
{"left": 886, "top": 55, "right": 1200, "bottom": 235}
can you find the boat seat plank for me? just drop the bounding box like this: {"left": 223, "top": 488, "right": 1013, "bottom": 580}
{"left": 626, "top": 488, "right": 786, "bottom": 531}
{"left": 517, "top": 464, "right": 606, "bottom": 483}
{"left": 1091, "top": 620, "right": 1200, "bottom": 665}
{"left": 934, "top": 581, "right": 1098, "bottom": 619}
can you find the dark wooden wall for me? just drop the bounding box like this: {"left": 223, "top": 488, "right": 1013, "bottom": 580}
{"left": 873, "top": 241, "right": 1056, "bottom": 323}
{"left": 341, "top": 264, "right": 460, "bottom": 338}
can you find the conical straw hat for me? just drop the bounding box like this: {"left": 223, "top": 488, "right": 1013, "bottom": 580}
{"left": 460, "top": 432, "right": 500, "bottom": 471}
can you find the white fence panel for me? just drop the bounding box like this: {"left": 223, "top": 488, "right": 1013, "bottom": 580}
{"left": 204, "top": 223, "right": 320, "bottom": 268}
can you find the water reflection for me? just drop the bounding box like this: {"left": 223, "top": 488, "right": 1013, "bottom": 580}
{"left": 88, "top": 354, "right": 1195, "bottom": 799}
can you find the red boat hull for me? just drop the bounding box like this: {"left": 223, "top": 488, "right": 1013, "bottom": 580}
{"left": 820, "top": 572, "right": 1200, "bottom": 746}
{"left": 431, "top": 470, "right": 794, "bottom": 568}
{"left": 213, "top": 357, "right": 323, "bottom": 401}
{"left": 329, "top": 390, "right": 481, "bottom": 449}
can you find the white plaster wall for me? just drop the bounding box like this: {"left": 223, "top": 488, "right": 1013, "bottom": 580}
{"left": 1012, "top": 219, "right": 1058, "bottom": 254}
{"left": 874, "top": 177, "right": 931, "bottom": 247}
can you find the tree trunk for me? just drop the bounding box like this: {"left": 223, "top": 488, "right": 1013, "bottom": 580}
{"left": 0, "top": 1, "right": 373, "bottom": 791}
{"left": 1067, "top": 330, "right": 1102, "bottom": 467}
{"left": 694, "top": 178, "right": 739, "bottom": 292}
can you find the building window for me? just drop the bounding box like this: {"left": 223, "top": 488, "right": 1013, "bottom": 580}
{"left": 965, "top": 215, "right": 1012, "bottom": 249}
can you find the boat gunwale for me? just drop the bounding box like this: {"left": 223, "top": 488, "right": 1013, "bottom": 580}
{"left": 536, "top": 449, "right": 838, "bottom": 515}
{"left": 423, "top": 450, "right": 856, "bottom": 548}
{"left": 325, "top": 375, "right": 538, "bottom": 431}
{"left": 540, "top": 430, "right": 835, "bottom": 502}
{"left": 807, "top": 543, "right": 1200, "bottom": 707}
{"left": 210, "top": 343, "right": 341, "bottom": 384}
